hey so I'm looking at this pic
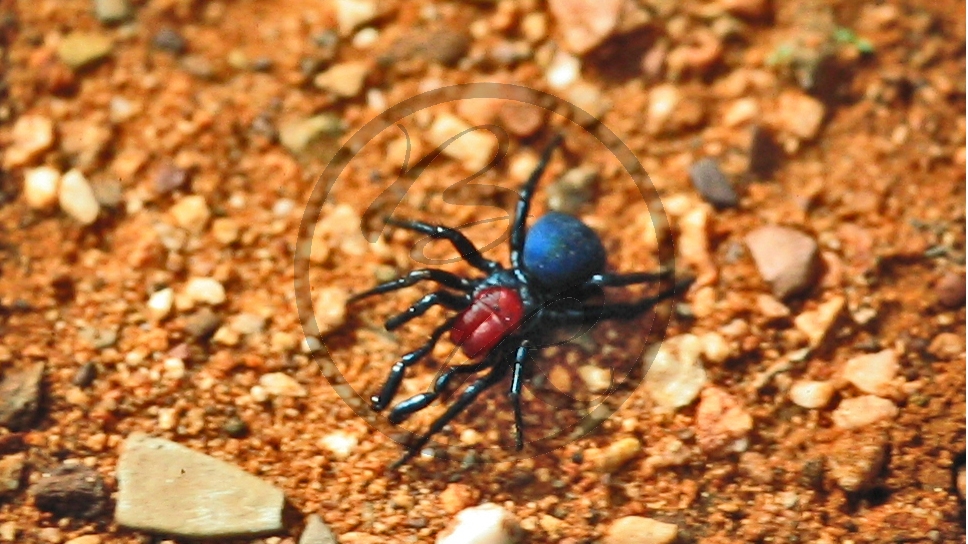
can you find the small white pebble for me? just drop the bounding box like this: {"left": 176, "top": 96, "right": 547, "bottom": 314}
{"left": 24, "top": 166, "right": 61, "bottom": 209}
{"left": 59, "top": 169, "right": 101, "bottom": 224}
{"left": 318, "top": 431, "right": 358, "bottom": 460}
{"left": 832, "top": 395, "right": 898, "bottom": 429}
{"left": 842, "top": 349, "right": 899, "bottom": 396}
{"left": 185, "top": 277, "right": 226, "bottom": 305}
{"left": 259, "top": 372, "right": 307, "bottom": 397}
{"left": 577, "top": 365, "right": 611, "bottom": 393}
{"left": 162, "top": 357, "right": 185, "bottom": 380}
{"left": 146, "top": 288, "right": 174, "bottom": 321}
{"left": 211, "top": 217, "right": 240, "bottom": 245}
{"left": 603, "top": 516, "right": 678, "bottom": 544}
{"left": 588, "top": 437, "right": 642, "bottom": 473}
{"left": 157, "top": 407, "right": 179, "bottom": 430}
{"left": 700, "top": 332, "right": 731, "bottom": 364}
{"left": 545, "top": 50, "right": 580, "bottom": 89}
{"left": 644, "top": 338, "right": 707, "bottom": 409}
{"left": 437, "top": 503, "right": 522, "bottom": 544}
{"left": 312, "top": 286, "right": 349, "bottom": 336}
{"left": 249, "top": 384, "right": 269, "bottom": 402}
{"left": 351, "top": 27, "right": 379, "bottom": 48}
{"left": 788, "top": 380, "right": 834, "bottom": 409}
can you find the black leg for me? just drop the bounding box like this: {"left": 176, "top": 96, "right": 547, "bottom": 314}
{"left": 386, "top": 358, "right": 495, "bottom": 424}
{"left": 350, "top": 269, "right": 473, "bottom": 303}
{"left": 384, "top": 290, "right": 470, "bottom": 331}
{"left": 509, "top": 341, "right": 531, "bottom": 451}
{"left": 390, "top": 357, "right": 512, "bottom": 469}
{"left": 509, "top": 134, "right": 564, "bottom": 269}
{"left": 371, "top": 315, "right": 460, "bottom": 411}
{"left": 386, "top": 218, "right": 499, "bottom": 273}
{"left": 584, "top": 267, "right": 675, "bottom": 289}
{"left": 547, "top": 276, "right": 694, "bottom": 324}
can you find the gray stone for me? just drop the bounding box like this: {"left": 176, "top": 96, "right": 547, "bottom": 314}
{"left": 299, "top": 514, "right": 337, "bottom": 544}
{"left": 690, "top": 158, "right": 738, "bottom": 209}
{"left": 115, "top": 433, "right": 285, "bottom": 538}
{"left": 93, "top": 0, "right": 132, "bottom": 23}
{"left": 745, "top": 225, "right": 821, "bottom": 299}
{"left": 30, "top": 464, "right": 108, "bottom": 519}
{"left": 0, "top": 362, "right": 44, "bottom": 431}
{"left": 57, "top": 32, "right": 113, "bottom": 69}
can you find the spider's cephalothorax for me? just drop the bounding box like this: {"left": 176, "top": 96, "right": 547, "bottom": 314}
{"left": 350, "top": 134, "right": 693, "bottom": 468}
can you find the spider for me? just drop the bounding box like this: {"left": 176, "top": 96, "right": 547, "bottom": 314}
{"left": 351, "top": 134, "right": 694, "bottom": 468}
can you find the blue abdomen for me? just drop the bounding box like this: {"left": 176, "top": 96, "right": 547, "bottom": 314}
{"left": 523, "top": 212, "right": 606, "bottom": 290}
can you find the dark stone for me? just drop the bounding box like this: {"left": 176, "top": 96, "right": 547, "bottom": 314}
{"left": 184, "top": 308, "right": 221, "bottom": 340}
{"left": 935, "top": 272, "right": 965, "bottom": 308}
{"left": 689, "top": 158, "right": 738, "bottom": 209}
{"left": 30, "top": 464, "right": 108, "bottom": 519}
{"left": 748, "top": 125, "right": 783, "bottom": 180}
{"left": 153, "top": 28, "right": 187, "bottom": 55}
{"left": 379, "top": 27, "right": 470, "bottom": 68}
{"left": 72, "top": 362, "right": 97, "bottom": 388}
{"left": 222, "top": 416, "right": 249, "bottom": 438}
{"left": 153, "top": 162, "right": 189, "bottom": 195}
{"left": 0, "top": 362, "right": 44, "bottom": 431}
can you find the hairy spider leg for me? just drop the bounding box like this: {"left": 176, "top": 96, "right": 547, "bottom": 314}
{"left": 349, "top": 269, "right": 474, "bottom": 303}
{"left": 385, "top": 217, "right": 500, "bottom": 273}
{"left": 508, "top": 341, "right": 532, "bottom": 451}
{"left": 390, "top": 353, "right": 513, "bottom": 469}
{"left": 371, "top": 315, "right": 462, "bottom": 411}
{"left": 384, "top": 290, "right": 471, "bottom": 331}
{"left": 509, "top": 134, "right": 565, "bottom": 270}
{"left": 548, "top": 276, "right": 695, "bottom": 324}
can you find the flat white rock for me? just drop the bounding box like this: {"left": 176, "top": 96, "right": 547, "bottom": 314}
{"left": 115, "top": 433, "right": 285, "bottom": 538}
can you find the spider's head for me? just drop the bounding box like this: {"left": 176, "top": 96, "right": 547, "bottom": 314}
{"left": 522, "top": 211, "right": 606, "bottom": 291}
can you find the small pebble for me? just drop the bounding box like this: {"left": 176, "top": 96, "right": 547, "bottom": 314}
{"left": 831, "top": 395, "right": 898, "bottom": 429}
{"left": 935, "top": 271, "right": 966, "bottom": 308}
{"left": 756, "top": 293, "right": 790, "bottom": 319}
{"left": 24, "top": 166, "right": 61, "bottom": 209}
{"left": 169, "top": 195, "right": 211, "bottom": 233}
{"left": 0, "top": 521, "right": 16, "bottom": 540}
{"left": 748, "top": 125, "right": 783, "bottom": 179}
{"left": 677, "top": 203, "right": 717, "bottom": 285}
{"left": 827, "top": 429, "right": 888, "bottom": 491}
{"left": 0, "top": 454, "right": 26, "bottom": 498}
{"left": 788, "top": 380, "right": 834, "bottom": 409}
{"left": 427, "top": 113, "right": 497, "bottom": 172}
{"left": 437, "top": 503, "right": 522, "bottom": 544}
{"left": 722, "top": 97, "right": 760, "bottom": 127}
{"left": 183, "top": 308, "right": 222, "bottom": 339}
{"left": 546, "top": 166, "right": 596, "bottom": 214}
{"left": 586, "top": 437, "right": 641, "bottom": 473}
{"left": 93, "top": 0, "right": 131, "bottom": 23}
{"left": 334, "top": 0, "right": 378, "bottom": 35}
{"left": 567, "top": 81, "right": 610, "bottom": 125}
{"left": 313, "top": 286, "right": 349, "bottom": 336}
{"left": 0, "top": 362, "right": 45, "bottom": 431}
{"left": 278, "top": 115, "right": 343, "bottom": 154}
{"left": 548, "top": 0, "right": 622, "bottom": 54}
{"left": 58, "top": 169, "right": 101, "bottom": 224}
{"left": 153, "top": 28, "right": 187, "bottom": 55}
{"left": 602, "top": 516, "right": 678, "bottom": 544}
{"left": 299, "top": 514, "right": 338, "bottom": 544}
{"left": 318, "top": 431, "right": 357, "bottom": 460}
{"left": 497, "top": 101, "right": 546, "bottom": 138}
{"left": 72, "top": 362, "right": 97, "bottom": 388}
{"left": 380, "top": 28, "right": 470, "bottom": 67}
{"left": 222, "top": 417, "right": 249, "bottom": 438}
{"left": 647, "top": 84, "right": 703, "bottom": 134}
{"left": 577, "top": 365, "right": 611, "bottom": 393}
{"left": 927, "top": 332, "right": 964, "bottom": 360}
{"left": 957, "top": 466, "right": 965, "bottom": 499}
{"left": 689, "top": 158, "right": 738, "bottom": 209}
{"left": 439, "top": 483, "right": 476, "bottom": 515}
{"left": 30, "top": 464, "right": 107, "bottom": 519}
{"left": 695, "top": 387, "right": 753, "bottom": 455}
{"left": 644, "top": 337, "right": 707, "bottom": 409}
{"left": 745, "top": 225, "right": 821, "bottom": 299}
{"left": 793, "top": 296, "right": 845, "bottom": 348}
{"left": 314, "top": 61, "right": 370, "bottom": 98}
{"left": 775, "top": 90, "right": 826, "bottom": 140}
{"left": 65, "top": 535, "right": 102, "bottom": 544}
{"left": 57, "top": 32, "right": 113, "bottom": 69}
{"left": 842, "top": 349, "right": 899, "bottom": 396}
{"left": 545, "top": 50, "right": 580, "bottom": 89}
{"left": 185, "top": 277, "right": 225, "bottom": 306}
{"left": 147, "top": 288, "right": 174, "bottom": 321}
{"left": 115, "top": 433, "right": 285, "bottom": 537}
{"left": 211, "top": 217, "right": 241, "bottom": 245}
{"left": 4, "top": 115, "right": 55, "bottom": 168}
{"left": 520, "top": 13, "right": 547, "bottom": 43}
{"left": 259, "top": 372, "right": 307, "bottom": 397}
{"left": 153, "top": 162, "right": 189, "bottom": 194}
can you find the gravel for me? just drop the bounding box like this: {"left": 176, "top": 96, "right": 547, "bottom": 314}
{"left": 744, "top": 225, "right": 821, "bottom": 299}
{"left": 689, "top": 158, "right": 739, "bottom": 209}
{"left": 115, "top": 433, "right": 286, "bottom": 538}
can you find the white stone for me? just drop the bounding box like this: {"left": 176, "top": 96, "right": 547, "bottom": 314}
{"left": 147, "top": 288, "right": 174, "bottom": 321}
{"left": 794, "top": 296, "right": 845, "bottom": 348}
{"left": 545, "top": 50, "right": 580, "bottom": 89}
{"left": 603, "top": 516, "right": 678, "bottom": 544}
{"left": 312, "top": 286, "right": 349, "bottom": 336}
{"left": 170, "top": 195, "right": 210, "bottom": 233}
{"left": 318, "top": 431, "right": 358, "bottom": 460}
{"left": 24, "top": 166, "right": 61, "bottom": 209}
{"left": 577, "top": 365, "right": 611, "bottom": 393}
{"left": 427, "top": 114, "right": 497, "bottom": 172}
{"left": 58, "top": 169, "right": 100, "bottom": 224}
{"left": 299, "top": 514, "right": 337, "bottom": 544}
{"left": 788, "top": 380, "right": 834, "bottom": 409}
{"left": 842, "top": 349, "right": 899, "bottom": 396}
{"left": 832, "top": 395, "right": 898, "bottom": 429}
{"left": 4, "top": 115, "right": 54, "bottom": 168}
{"left": 314, "top": 61, "right": 370, "bottom": 98}
{"left": 644, "top": 338, "right": 707, "bottom": 409}
{"left": 334, "top": 0, "right": 377, "bottom": 35}
{"left": 437, "top": 503, "right": 522, "bottom": 544}
{"left": 115, "top": 433, "right": 285, "bottom": 538}
{"left": 185, "top": 277, "right": 226, "bottom": 305}
{"left": 259, "top": 372, "right": 307, "bottom": 397}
